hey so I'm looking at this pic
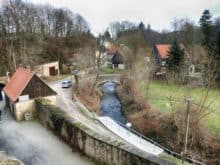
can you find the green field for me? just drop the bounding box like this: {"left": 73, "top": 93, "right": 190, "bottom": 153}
{"left": 100, "top": 67, "right": 123, "bottom": 74}
{"left": 141, "top": 81, "right": 220, "bottom": 137}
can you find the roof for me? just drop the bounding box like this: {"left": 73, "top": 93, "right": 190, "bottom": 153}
{"left": 155, "top": 44, "right": 185, "bottom": 59}
{"left": 106, "top": 46, "right": 118, "bottom": 55}
{"left": 155, "top": 44, "right": 171, "bottom": 59}
{"left": 3, "top": 68, "right": 35, "bottom": 102}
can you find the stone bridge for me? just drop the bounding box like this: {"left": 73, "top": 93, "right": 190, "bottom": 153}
{"left": 97, "top": 74, "right": 121, "bottom": 87}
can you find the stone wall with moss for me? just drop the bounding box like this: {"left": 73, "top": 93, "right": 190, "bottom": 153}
{"left": 35, "top": 98, "right": 174, "bottom": 165}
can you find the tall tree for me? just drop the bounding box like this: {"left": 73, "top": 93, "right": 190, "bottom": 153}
{"left": 199, "top": 10, "right": 212, "bottom": 48}
{"left": 104, "top": 29, "right": 111, "bottom": 40}
{"left": 167, "top": 38, "right": 184, "bottom": 71}
{"left": 138, "top": 21, "right": 145, "bottom": 31}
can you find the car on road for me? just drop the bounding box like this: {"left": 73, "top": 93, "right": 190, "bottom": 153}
{"left": 61, "top": 80, "right": 72, "bottom": 88}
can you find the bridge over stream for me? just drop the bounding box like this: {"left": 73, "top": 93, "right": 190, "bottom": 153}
{"left": 97, "top": 74, "right": 120, "bottom": 87}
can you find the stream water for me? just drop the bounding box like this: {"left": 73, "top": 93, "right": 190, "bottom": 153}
{"left": 100, "top": 82, "right": 126, "bottom": 124}
{"left": 0, "top": 93, "right": 94, "bottom": 165}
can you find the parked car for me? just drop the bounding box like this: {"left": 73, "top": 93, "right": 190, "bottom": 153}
{"left": 61, "top": 80, "right": 72, "bottom": 88}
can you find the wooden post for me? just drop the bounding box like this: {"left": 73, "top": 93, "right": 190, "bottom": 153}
{"left": 182, "top": 98, "right": 191, "bottom": 164}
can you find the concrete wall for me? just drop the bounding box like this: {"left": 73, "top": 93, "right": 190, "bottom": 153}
{"left": 34, "top": 61, "right": 60, "bottom": 77}
{"left": 35, "top": 98, "right": 174, "bottom": 165}
{"left": 43, "top": 61, "right": 60, "bottom": 76}
{"left": 15, "top": 99, "right": 36, "bottom": 121}
{"left": 14, "top": 96, "right": 56, "bottom": 121}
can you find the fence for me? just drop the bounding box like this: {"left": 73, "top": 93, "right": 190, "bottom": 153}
{"left": 112, "top": 119, "right": 205, "bottom": 165}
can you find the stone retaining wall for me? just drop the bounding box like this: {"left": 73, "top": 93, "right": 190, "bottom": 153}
{"left": 35, "top": 98, "right": 174, "bottom": 165}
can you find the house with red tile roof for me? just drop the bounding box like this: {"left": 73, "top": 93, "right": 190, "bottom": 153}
{"left": 103, "top": 45, "right": 124, "bottom": 69}
{"left": 152, "top": 44, "right": 185, "bottom": 75}
{"left": 3, "top": 68, "right": 57, "bottom": 121}
{"left": 105, "top": 45, "right": 119, "bottom": 67}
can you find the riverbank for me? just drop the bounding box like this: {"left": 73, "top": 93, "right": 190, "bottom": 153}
{"left": 76, "top": 78, "right": 101, "bottom": 113}
{"left": 116, "top": 76, "right": 220, "bottom": 164}
{"left": 144, "top": 81, "right": 220, "bottom": 137}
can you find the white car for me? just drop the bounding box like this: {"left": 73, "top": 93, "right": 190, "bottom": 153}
{"left": 61, "top": 80, "right": 72, "bottom": 88}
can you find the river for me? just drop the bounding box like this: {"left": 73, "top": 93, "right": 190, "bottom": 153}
{"left": 0, "top": 93, "right": 94, "bottom": 165}
{"left": 100, "top": 82, "right": 126, "bottom": 124}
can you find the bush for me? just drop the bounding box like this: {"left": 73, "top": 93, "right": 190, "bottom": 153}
{"left": 117, "top": 74, "right": 150, "bottom": 113}
{"left": 76, "top": 78, "right": 101, "bottom": 113}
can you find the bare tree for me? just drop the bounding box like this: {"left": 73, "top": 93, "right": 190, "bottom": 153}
{"left": 90, "top": 34, "right": 104, "bottom": 95}
{"left": 74, "top": 14, "right": 90, "bottom": 34}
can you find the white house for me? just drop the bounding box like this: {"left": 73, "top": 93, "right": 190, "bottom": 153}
{"left": 34, "top": 61, "right": 60, "bottom": 77}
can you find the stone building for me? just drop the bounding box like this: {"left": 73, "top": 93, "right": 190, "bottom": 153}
{"left": 3, "top": 68, "right": 57, "bottom": 121}
{"left": 34, "top": 61, "right": 60, "bottom": 77}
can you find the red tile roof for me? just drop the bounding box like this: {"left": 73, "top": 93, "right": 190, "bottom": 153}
{"left": 155, "top": 44, "right": 171, "bottom": 59}
{"left": 106, "top": 46, "right": 118, "bottom": 55}
{"left": 3, "top": 68, "right": 34, "bottom": 102}
{"left": 155, "top": 44, "right": 185, "bottom": 59}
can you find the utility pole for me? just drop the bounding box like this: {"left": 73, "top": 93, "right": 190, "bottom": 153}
{"left": 71, "top": 65, "right": 79, "bottom": 100}
{"left": 182, "top": 98, "right": 191, "bottom": 164}
{"left": 90, "top": 34, "right": 104, "bottom": 96}
{"left": 71, "top": 68, "right": 74, "bottom": 100}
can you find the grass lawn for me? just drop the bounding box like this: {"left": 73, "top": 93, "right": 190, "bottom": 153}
{"left": 100, "top": 67, "right": 123, "bottom": 74}
{"left": 42, "top": 74, "right": 70, "bottom": 82}
{"left": 141, "top": 81, "right": 220, "bottom": 137}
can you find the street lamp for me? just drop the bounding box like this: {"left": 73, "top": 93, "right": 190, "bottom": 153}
{"left": 126, "top": 122, "right": 132, "bottom": 134}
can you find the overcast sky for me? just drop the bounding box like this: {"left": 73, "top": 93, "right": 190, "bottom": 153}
{"left": 1, "top": 0, "right": 220, "bottom": 35}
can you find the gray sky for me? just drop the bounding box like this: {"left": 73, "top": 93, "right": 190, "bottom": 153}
{"left": 1, "top": 0, "right": 220, "bottom": 35}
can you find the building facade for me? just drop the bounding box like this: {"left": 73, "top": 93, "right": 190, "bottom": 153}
{"left": 34, "top": 61, "right": 60, "bottom": 77}
{"left": 3, "top": 68, "right": 57, "bottom": 121}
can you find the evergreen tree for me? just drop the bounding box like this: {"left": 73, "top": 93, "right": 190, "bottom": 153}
{"left": 104, "top": 30, "right": 111, "bottom": 40}
{"left": 167, "top": 38, "right": 184, "bottom": 71}
{"left": 217, "top": 30, "right": 220, "bottom": 57}
{"left": 216, "top": 30, "right": 220, "bottom": 83}
{"left": 138, "top": 21, "right": 145, "bottom": 31}
{"left": 199, "top": 10, "right": 212, "bottom": 48}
